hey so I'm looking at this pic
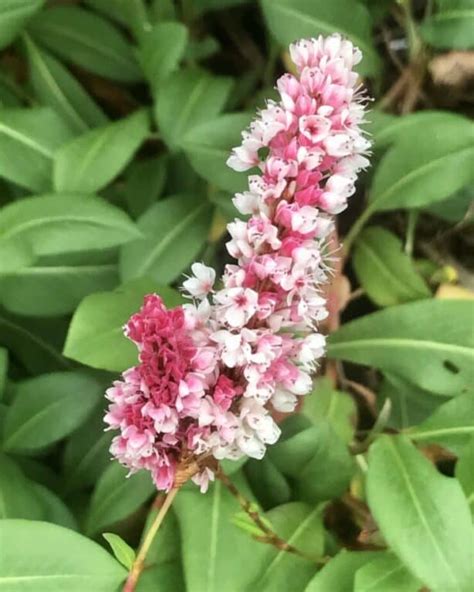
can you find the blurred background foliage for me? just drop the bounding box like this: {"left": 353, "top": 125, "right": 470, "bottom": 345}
{"left": 0, "top": 1, "right": 473, "bottom": 591}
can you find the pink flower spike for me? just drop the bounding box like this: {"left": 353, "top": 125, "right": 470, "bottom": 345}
{"left": 104, "top": 34, "right": 371, "bottom": 493}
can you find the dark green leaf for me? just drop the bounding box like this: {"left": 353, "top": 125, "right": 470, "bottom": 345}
{"left": 140, "top": 22, "right": 188, "bottom": 91}
{"left": 0, "top": 348, "right": 7, "bottom": 402}
{"left": 181, "top": 113, "right": 252, "bottom": 193}
{"left": 261, "top": 0, "right": 380, "bottom": 76}
{"left": 0, "top": 107, "right": 74, "bottom": 191}
{"left": 174, "top": 474, "right": 267, "bottom": 592}
{"left": 64, "top": 279, "right": 182, "bottom": 371}
{"left": 155, "top": 69, "right": 232, "bottom": 151}
{"left": 120, "top": 193, "right": 212, "bottom": 284}
{"left": 24, "top": 34, "right": 107, "bottom": 133}
{"left": 3, "top": 371, "right": 101, "bottom": 452}
{"left": 369, "top": 117, "right": 474, "bottom": 212}
{"left": 0, "top": 453, "right": 44, "bottom": 519}
{"left": 0, "top": 194, "right": 141, "bottom": 257}
{"left": 245, "top": 456, "right": 292, "bottom": 509}
{"left": 123, "top": 156, "right": 168, "bottom": 219}
{"left": 353, "top": 227, "right": 431, "bottom": 307}
{"left": 354, "top": 552, "right": 421, "bottom": 592}
{"left": 28, "top": 5, "right": 142, "bottom": 82}
{"left": 32, "top": 483, "right": 78, "bottom": 530}
{"left": 268, "top": 418, "right": 354, "bottom": 502}
{"left": 62, "top": 408, "right": 113, "bottom": 493}
{"left": 367, "top": 435, "right": 473, "bottom": 592}
{"left": 249, "top": 502, "right": 325, "bottom": 592}
{"left": 54, "top": 110, "right": 149, "bottom": 193}
{"left": 0, "top": 312, "right": 69, "bottom": 374}
{"left": 421, "top": 0, "right": 474, "bottom": 49}
{"left": 328, "top": 300, "right": 474, "bottom": 395}
{"left": 305, "top": 550, "right": 380, "bottom": 592}
{"left": 85, "top": 462, "right": 155, "bottom": 536}
{"left": 303, "top": 378, "right": 356, "bottom": 444}
{"left": 379, "top": 373, "right": 446, "bottom": 430}
{"left": 369, "top": 110, "right": 463, "bottom": 150}
{"left": 0, "top": 262, "right": 118, "bottom": 317}
{"left": 0, "top": 519, "right": 127, "bottom": 591}
{"left": 0, "top": 0, "right": 43, "bottom": 50}
{"left": 407, "top": 390, "right": 474, "bottom": 454}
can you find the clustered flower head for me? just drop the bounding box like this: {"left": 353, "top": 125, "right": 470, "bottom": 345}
{"left": 105, "top": 34, "right": 371, "bottom": 493}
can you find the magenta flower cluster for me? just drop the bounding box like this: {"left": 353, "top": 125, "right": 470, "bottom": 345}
{"left": 105, "top": 34, "right": 370, "bottom": 492}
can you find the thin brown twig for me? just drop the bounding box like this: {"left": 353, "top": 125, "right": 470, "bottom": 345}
{"left": 216, "top": 468, "right": 327, "bottom": 565}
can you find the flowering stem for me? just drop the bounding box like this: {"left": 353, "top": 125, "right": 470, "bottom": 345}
{"left": 123, "top": 487, "right": 179, "bottom": 592}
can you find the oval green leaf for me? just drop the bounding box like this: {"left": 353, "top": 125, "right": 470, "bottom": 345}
{"left": 328, "top": 300, "right": 474, "bottom": 395}
{"left": 0, "top": 519, "right": 126, "bottom": 591}
{"left": 120, "top": 193, "right": 212, "bottom": 284}
{"left": 367, "top": 435, "right": 474, "bottom": 592}
{"left": 54, "top": 110, "right": 149, "bottom": 193}
{"left": 3, "top": 371, "right": 101, "bottom": 452}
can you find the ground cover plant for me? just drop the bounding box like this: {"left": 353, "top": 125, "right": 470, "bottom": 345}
{"left": 0, "top": 1, "right": 473, "bottom": 591}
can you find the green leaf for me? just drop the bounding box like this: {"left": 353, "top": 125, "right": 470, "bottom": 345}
{"left": 64, "top": 279, "right": 182, "bottom": 371}
{"left": 407, "top": 390, "right": 474, "bottom": 454}
{"left": 54, "top": 110, "right": 149, "bottom": 193}
{"left": 0, "top": 194, "right": 141, "bottom": 257}
{"left": 0, "top": 453, "right": 44, "bottom": 519}
{"left": 0, "top": 262, "right": 118, "bottom": 317}
{"left": 120, "top": 194, "right": 212, "bottom": 284}
{"left": 83, "top": 0, "right": 130, "bottom": 27}
{"left": 427, "top": 186, "right": 473, "bottom": 222}
{"left": 260, "top": 0, "right": 380, "bottom": 76}
{"left": 0, "top": 107, "right": 74, "bottom": 191}
{"left": 174, "top": 474, "right": 267, "bottom": 592}
{"left": 123, "top": 156, "right": 167, "bottom": 219}
{"left": 140, "top": 22, "right": 188, "bottom": 91}
{"left": 181, "top": 113, "right": 252, "bottom": 193}
{"left": 268, "top": 416, "right": 354, "bottom": 502}
{"left": 304, "top": 550, "right": 380, "bottom": 592}
{"left": 303, "top": 377, "right": 356, "bottom": 444}
{"left": 32, "top": 483, "right": 78, "bottom": 530}
{"left": 85, "top": 462, "right": 155, "bottom": 536}
{"left": 354, "top": 552, "right": 421, "bottom": 592}
{"left": 103, "top": 533, "right": 136, "bottom": 569}
{"left": 370, "top": 110, "right": 463, "bottom": 150}
{"left": 155, "top": 68, "right": 232, "bottom": 151}
{"left": 62, "top": 408, "right": 113, "bottom": 493}
{"left": 0, "top": 519, "right": 127, "bottom": 591}
{"left": 245, "top": 457, "right": 292, "bottom": 509}
{"left": 327, "top": 300, "right": 474, "bottom": 395}
{"left": 353, "top": 227, "right": 431, "bottom": 307}
{"left": 3, "top": 371, "right": 101, "bottom": 452}
{"left": 28, "top": 5, "right": 142, "bottom": 82}
{"left": 379, "top": 373, "right": 446, "bottom": 430}
{"left": 455, "top": 436, "right": 474, "bottom": 517}
{"left": 24, "top": 34, "right": 108, "bottom": 134}
{"left": 249, "top": 502, "right": 325, "bottom": 592}
{"left": 0, "top": 312, "right": 69, "bottom": 374}
{"left": 421, "top": 0, "right": 474, "bottom": 49}
{"left": 0, "top": 348, "right": 7, "bottom": 402}
{"left": 0, "top": 236, "right": 35, "bottom": 275}
{"left": 367, "top": 435, "right": 474, "bottom": 592}
{"left": 369, "top": 117, "right": 474, "bottom": 212}
{"left": 136, "top": 562, "right": 184, "bottom": 592}
{"left": 0, "top": 0, "right": 43, "bottom": 50}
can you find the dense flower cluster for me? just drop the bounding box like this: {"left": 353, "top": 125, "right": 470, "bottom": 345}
{"left": 105, "top": 34, "right": 370, "bottom": 492}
